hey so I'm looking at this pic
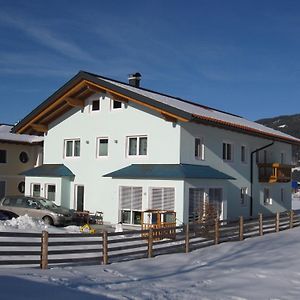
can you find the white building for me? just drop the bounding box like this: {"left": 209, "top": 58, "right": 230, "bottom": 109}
{"left": 0, "top": 124, "right": 43, "bottom": 198}
{"left": 12, "top": 71, "right": 300, "bottom": 225}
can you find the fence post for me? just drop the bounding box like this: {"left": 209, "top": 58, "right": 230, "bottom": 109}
{"left": 185, "top": 223, "right": 189, "bottom": 253}
{"left": 40, "top": 230, "right": 48, "bottom": 270}
{"left": 290, "top": 210, "right": 294, "bottom": 229}
{"left": 102, "top": 231, "right": 108, "bottom": 265}
{"left": 239, "top": 216, "right": 244, "bottom": 241}
{"left": 214, "top": 219, "right": 219, "bottom": 245}
{"left": 259, "top": 213, "right": 263, "bottom": 236}
{"left": 275, "top": 212, "right": 280, "bottom": 233}
{"left": 148, "top": 228, "right": 153, "bottom": 258}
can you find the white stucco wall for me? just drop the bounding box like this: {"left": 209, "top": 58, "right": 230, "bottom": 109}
{"left": 25, "top": 91, "right": 293, "bottom": 224}
{"left": 180, "top": 122, "right": 292, "bottom": 219}
{"left": 39, "top": 93, "right": 181, "bottom": 222}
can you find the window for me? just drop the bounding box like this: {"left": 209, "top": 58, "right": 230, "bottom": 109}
{"left": 91, "top": 100, "right": 100, "bottom": 111}
{"left": 112, "top": 99, "right": 122, "bottom": 109}
{"left": 263, "top": 150, "right": 267, "bottom": 163}
{"left": 241, "top": 146, "right": 246, "bottom": 163}
{"left": 47, "top": 185, "right": 56, "bottom": 201}
{"left": 150, "top": 187, "right": 175, "bottom": 210}
{"left": 189, "top": 188, "right": 205, "bottom": 222}
{"left": 208, "top": 188, "right": 223, "bottom": 218}
{"left": 32, "top": 184, "right": 41, "bottom": 197}
{"left": 280, "top": 153, "right": 285, "bottom": 164}
{"left": 119, "top": 186, "right": 143, "bottom": 225}
{"left": 263, "top": 188, "right": 272, "bottom": 205}
{"left": 19, "top": 152, "right": 29, "bottom": 163}
{"left": 18, "top": 181, "right": 25, "bottom": 194}
{"left": 75, "top": 185, "right": 84, "bottom": 211}
{"left": 128, "top": 136, "right": 147, "bottom": 156}
{"left": 0, "top": 150, "right": 6, "bottom": 163}
{"left": 65, "top": 139, "right": 80, "bottom": 157}
{"left": 0, "top": 181, "right": 5, "bottom": 199}
{"left": 280, "top": 188, "right": 284, "bottom": 202}
{"left": 195, "top": 138, "right": 204, "bottom": 160}
{"left": 222, "top": 143, "right": 233, "bottom": 161}
{"left": 240, "top": 187, "right": 248, "bottom": 206}
{"left": 97, "top": 138, "right": 108, "bottom": 157}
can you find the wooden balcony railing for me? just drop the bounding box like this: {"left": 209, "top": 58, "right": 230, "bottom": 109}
{"left": 257, "top": 163, "right": 293, "bottom": 183}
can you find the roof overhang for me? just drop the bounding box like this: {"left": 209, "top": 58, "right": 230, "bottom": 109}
{"left": 103, "top": 164, "right": 235, "bottom": 180}
{"left": 20, "top": 164, "right": 74, "bottom": 177}
{"left": 191, "top": 114, "right": 300, "bottom": 145}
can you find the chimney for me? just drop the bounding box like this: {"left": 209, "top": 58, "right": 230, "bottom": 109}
{"left": 128, "top": 72, "right": 141, "bottom": 87}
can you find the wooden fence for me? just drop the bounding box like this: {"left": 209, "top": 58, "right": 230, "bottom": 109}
{"left": 0, "top": 210, "right": 300, "bottom": 269}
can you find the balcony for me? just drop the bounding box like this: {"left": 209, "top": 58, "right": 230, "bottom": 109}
{"left": 257, "top": 163, "right": 293, "bottom": 183}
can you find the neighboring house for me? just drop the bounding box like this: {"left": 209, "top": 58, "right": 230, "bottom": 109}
{"left": 12, "top": 71, "right": 300, "bottom": 225}
{"left": 0, "top": 124, "right": 43, "bottom": 199}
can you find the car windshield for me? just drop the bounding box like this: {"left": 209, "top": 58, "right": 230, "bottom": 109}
{"left": 38, "top": 199, "right": 59, "bottom": 209}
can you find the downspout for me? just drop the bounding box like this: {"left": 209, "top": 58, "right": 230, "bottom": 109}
{"left": 250, "top": 141, "right": 274, "bottom": 217}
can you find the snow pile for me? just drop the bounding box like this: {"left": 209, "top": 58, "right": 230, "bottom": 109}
{"left": 2, "top": 226, "right": 300, "bottom": 299}
{"left": 0, "top": 215, "right": 48, "bottom": 232}
{"left": 0, "top": 215, "right": 81, "bottom": 233}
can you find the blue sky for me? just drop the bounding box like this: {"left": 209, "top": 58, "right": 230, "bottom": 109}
{"left": 1, "top": 0, "right": 300, "bottom": 124}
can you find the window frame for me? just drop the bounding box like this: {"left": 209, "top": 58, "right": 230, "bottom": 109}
{"left": 119, "top": 186, "right": 143, "bottom": 225}
{"left": 126, "top": 135, "right": 148, "bottom": 157}
{"left": 64, "top": 139, "right": 81, "bottom": 158}
{"left": 149, "top": 187, "right": 175, "bottom": 211}
{"left": 241, "top": 145, "right": 247, "bottom": 163}
{"left": 46, "top": 184, "right": 56, "bottom": 201}
{"left": 222, "top": 142, "right": 233, "bottom": 162}
{"left": 31, "top": 183, "right": 41, "bottom": 197}
{"left": 111, "top": 99, "right": 124, "bottom": 110}
{"left": 195, "top": 137, "right": 205, "bottom": 161}
{"left": 280, "top": 187, "right": 284, "bottom": 202}
{"left": 96, "top": 137, "right": 109, "bottom": 158}
{"left": 240, "top": 187, "right": 248, "bottom": 207}
{"left": 263, "top": 187, "right": 272, "bottom": 205}
{"left": 0, "top": 149, "right": 7, "bottom": 164}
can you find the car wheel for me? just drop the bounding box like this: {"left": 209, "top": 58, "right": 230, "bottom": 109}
{"left": 43, "top": 216, "right": 53, "bottom": 225}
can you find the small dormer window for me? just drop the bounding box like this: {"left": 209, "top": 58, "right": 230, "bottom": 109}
{"left": 92, "top": 100, "right": 100, "bottom": 111}
{"left": 112, "top": 99, "right": 122, "bottom": 110}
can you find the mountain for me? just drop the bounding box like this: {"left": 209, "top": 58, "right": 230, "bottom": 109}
{"left": 256, "top": 113, "right": 300, "bottom": 139}
{"left": 256, "top": 113, "right": 300, "bottom": 165}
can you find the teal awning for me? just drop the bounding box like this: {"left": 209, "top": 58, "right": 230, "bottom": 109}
{"left": 103, "top": 164, "right": 235, "bottom": 180}
{"left": 20, "top": 164, "right": 74, "bottom": 177}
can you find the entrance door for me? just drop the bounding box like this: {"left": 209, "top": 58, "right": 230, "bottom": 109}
{"left": 0, "top": 181, "right": 6, "bottom": 199}
{"left": 76, "top": 185, "right": 84, "bottom": 211}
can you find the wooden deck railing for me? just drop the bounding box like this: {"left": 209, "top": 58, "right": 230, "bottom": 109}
{"left": 257, "top": 163, "right": 292, "bottom": 183}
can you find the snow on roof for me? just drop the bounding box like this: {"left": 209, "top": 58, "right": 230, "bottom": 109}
{"left": 0, "top": 124, "right": 43, "bottom": 144}
{"left": 100, "top": 76, "right": 300, "bottom": 143}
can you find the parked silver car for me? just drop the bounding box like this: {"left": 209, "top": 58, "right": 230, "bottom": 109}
{"left": 0, "top": 196, "right": 73, "bottom": 226}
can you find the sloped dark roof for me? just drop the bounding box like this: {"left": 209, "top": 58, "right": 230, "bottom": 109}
{"left": 103, "top": 164, "right": 235, "bottom": 180}
{"left": 12, "top": 70, "right": 300, "bottom": 144}
{"left": 20, "top": 164, "right": 74, "bottom": 177}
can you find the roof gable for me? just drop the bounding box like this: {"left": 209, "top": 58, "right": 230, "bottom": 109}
{"left": 12, "top": 71, "right": 300, "bottom": 145}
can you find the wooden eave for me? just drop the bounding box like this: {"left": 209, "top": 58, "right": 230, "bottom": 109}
{"left": 13, "top": 74, "right": 190, "bottom": 135}
{"left": 191, "top": 114, "right": 300, "bottom": 145}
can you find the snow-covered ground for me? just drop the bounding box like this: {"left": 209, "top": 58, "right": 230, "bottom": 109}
{"left": 1, "top": 201, "right": 300, "bottom": 299}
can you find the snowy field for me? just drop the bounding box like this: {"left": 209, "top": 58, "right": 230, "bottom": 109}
{"left": 1, "top": 199, "right": 300, "bottom": 299}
